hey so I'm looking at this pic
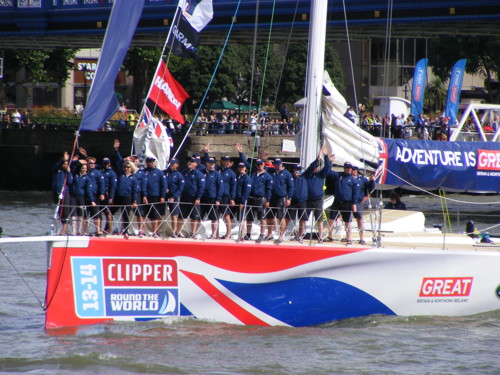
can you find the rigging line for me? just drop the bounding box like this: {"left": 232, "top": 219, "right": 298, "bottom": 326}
{"left": 341, "top": 0, "right": 358, "bottom": 116}
{"left": 341, "top": 0, "right": 370, "bottom": 169}
{"left": 171, "top": 0, "right": 242, "bottom": 162}
{"left": 0, "top": 247, "right": 45, "bottom": 310}
{"left": 383, "top": 167, "right": 500, "bottom": 205}
{"left": 150, "top": 8, "right": 183, "bottom": 119}
{"left": 248, "top": 0, "right": 260, "bottom": 127}
{"left": 273, "top": 0, "right": 299, "bottom": 108}
{"left": 256, "top": 0, "right": 277, "bottom": 115}
{"left": 54, "top": 133, "right": 80, "bottom": 226}
{"left": 132, "top": 5, "right": 183, "bottom": 155}
{"left": 382, "top": 0, "right": 394, "bottom": 109}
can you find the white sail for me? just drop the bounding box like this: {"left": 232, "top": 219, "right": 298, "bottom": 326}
{"left": 298, "top": 71, "right": 380, "bottom": 170}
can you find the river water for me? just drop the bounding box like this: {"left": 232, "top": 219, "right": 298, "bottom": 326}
{"left": 0, "top": 191, "right": 499, "bottom": 374}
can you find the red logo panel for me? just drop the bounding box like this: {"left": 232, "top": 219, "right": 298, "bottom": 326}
{"left": 103, "top": 258, "right": 178, "bottom": 287}
{"left": 477, "top": 149, "right": 500, "bottom": 171}
{"left": 419, "top": 277, "right": 473, "bottom": 297}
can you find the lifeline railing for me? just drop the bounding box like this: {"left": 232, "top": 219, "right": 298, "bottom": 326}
{"left": 50, "top": 201, "right": 369, "bottom": 244}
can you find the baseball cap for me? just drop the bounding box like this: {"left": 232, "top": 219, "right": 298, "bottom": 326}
{"left": 255, "top": 159, "right": 264, "bottom": 165}
{"left": 273, "top": 158, "right": 283, "bottom": 165}
{"left": 207, "top": 157, "right": 216, "bottom": 163}
{"left": 293, "top": 164, "right": 303, "bottom": 170}
{"left": 344, "top": 162, "right": 353, "bottom": 168}
{"left": 221, "top": 155, "right": 231, "bottom": 161}
{"left": 189, "top": 157, "right": 198, "bottom": 163}
{"left": 146, "top": 157, "right": 156, "bottom": 162}
{"left": 102, "top": 157, "right": 111, "bottom": 163}
{"left": 169, "top": 158, "right": 179, "bottom": 164}
{"left": 237, "top": 162, "right": 246, "bottom": 168}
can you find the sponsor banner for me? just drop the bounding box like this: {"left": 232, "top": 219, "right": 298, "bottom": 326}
{"left": 444, "top": 59, "right": 467, "bottom": 125}
{"left": 148, "top": 60, "right": 189, "bottom": 124}
{"left": 410, "top": 58, "right": 428, "bottom": 117}
{"left": 379, "top": 138, "right": 500, "bottom": 192}
{"left": 79, "top": 0, "right": 144, "bottom": 131}
{"left": 71, "top": 257, "right": 179, "bottom": 319}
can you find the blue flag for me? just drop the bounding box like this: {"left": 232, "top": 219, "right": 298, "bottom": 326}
{"left": 444, "top": 59, "right": 467, "bottom": 125}
{"left": 410, "top": 58, "right": 428, "bottom": 117}
{"left": 79, "top": 0, "right": 144, "bottom": 131}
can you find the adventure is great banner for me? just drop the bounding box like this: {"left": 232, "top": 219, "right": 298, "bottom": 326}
{"left": 377, "top": 138, "right": 500, "bottom": 193}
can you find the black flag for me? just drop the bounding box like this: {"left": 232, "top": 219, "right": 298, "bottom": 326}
{"left": 168, "top": 13, "right": 200, "bottom": 59}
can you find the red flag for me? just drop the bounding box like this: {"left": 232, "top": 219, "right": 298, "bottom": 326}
{"left": 149, "top": 61, "right": 189, "bottom": 124}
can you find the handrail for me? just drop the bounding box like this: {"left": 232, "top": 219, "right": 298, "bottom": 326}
{"left": 51, "top": 201, "right": 349, "bottom": 243}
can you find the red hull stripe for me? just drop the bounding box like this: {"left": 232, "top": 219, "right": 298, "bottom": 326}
{"left": 182, "top": 270, "right": 271, "bottom": 326}
{"left": 83, "top": 238, "right": 364, "bottom": 274}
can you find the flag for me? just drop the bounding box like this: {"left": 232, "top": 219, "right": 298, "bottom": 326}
{"left": 168, "top": 13, "right": 200, "bottom": 58}
{"left": 410, "top": 58, "right": 428, "bottom": 117}
{"left": 167, "top": 0, "right": 213, "bottom": 58}
{"left": 148, "top": 60, "right": 189, "bottom": 124}
{"left": 444, "top": 59, "right": 467, "bottom": 125}
{"left": 178, "top": 0, "right": 213, "bottom": 32}
{"left": 79, "top": 0, "right": 144, "bottom": 131}
{"left": 133, "top": 104, "right": 173, "bottom": 170}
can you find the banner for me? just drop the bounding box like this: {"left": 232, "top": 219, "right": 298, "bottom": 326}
{"left": 410, "top": 58, "right": 428, "bottom": 117}
{"left": 178, "top": 0, "right": 213, "bottom": 32}
{"left": 133, "top": 104, "right": 173, "bottom": 170}
{"left": 376, "top": 138, "right": 500, "bottom": 193}
{"left": 444, "top": 59, "right": 467, "bottom": 125}
{"left": 149, "top": 60, "right": 189, "bottom": 124}
{"left": 168, "top": 12, "right": 200, "bottom": 58}
{"left": 79, "top": 0, "right": 144, "bottom": 131}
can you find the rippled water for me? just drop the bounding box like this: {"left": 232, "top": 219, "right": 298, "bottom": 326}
{"left": 0, "top": 191, "right": 499, "bottom": 374}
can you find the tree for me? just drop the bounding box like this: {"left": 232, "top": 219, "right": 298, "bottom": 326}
{"left": 429, "top": 36, "right": 500, "bottom": 103}
{"left": 126, "top": 42, "right": 345, "bottom": 116}
{"left": 122, "top": 47, "right": 163, "bottom": 110}
{"left": 279, "top": 42, "right": 345, "bottom": 106}
{"left": 0, "top": 48, "right": 78, "bottom": 104}
{"left": 425, "top": 77, "right": 447, "bottom": 113}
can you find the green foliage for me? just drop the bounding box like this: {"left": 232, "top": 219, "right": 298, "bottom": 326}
{"left": 162, "top": 42, "right": 344, "bottom": 112}
{"left": 122, "top": 47, "right": 163, "bottom": 109}
{"left": 429, "top": 36, "right": 500, "bottom": 103}
{"left": 279, "top": 42, "right": 345, "bottom": 105}
{"left": 5, "top": 48, "right": 78, "bottom": 87}
{"left": 425, "top": 77, "right": 447, "bottom": 113}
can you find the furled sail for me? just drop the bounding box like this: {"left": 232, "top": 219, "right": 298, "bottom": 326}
{"left": 321, "top": 71, "right": 380, "bottom": 169}
{"left": 305, "top": 71, "right": 500, "bottom": 193}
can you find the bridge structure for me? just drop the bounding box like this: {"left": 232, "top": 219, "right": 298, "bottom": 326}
{"left": 0, "top": 0, "right": 498, "bottom": 49}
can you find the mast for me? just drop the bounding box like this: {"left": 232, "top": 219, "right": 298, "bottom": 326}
{"left": 300, "top": 0, "right": 328, "bottom": 167}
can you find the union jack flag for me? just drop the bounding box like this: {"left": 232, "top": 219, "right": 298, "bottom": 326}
{"left": 139, "top": 105, "right": 152, "bottom": 129}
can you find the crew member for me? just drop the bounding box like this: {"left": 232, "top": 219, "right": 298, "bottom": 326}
{"left": 143, "top": 157, "right": 167, "bottom": 237}
{"left": 164, "top": 158, "right": 185, "bottom": 238}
